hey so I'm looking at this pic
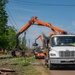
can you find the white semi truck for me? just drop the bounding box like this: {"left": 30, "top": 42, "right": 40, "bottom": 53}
{"left": 45, "top": 35, "right": 75, "bottom": 69}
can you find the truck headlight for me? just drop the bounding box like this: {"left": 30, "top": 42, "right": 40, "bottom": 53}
{"left": 50, "top": 53, "right": 56, "bottom": 56}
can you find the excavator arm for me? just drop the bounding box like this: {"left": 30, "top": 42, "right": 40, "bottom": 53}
{"left": 18, "top": 16, "right": 67, "bottom": 35}
{"left": 35, "top": 35, "right": 44, "bottom": 46}
{"left": 15, "top": 18, "right": 35, "bottom": 47}
{"left": 12, "top": 16, "right": 67, "bottom": 57}
{"left": 16, "top": 16, "right": 67, "bottom": 41}
{"left": 32, "top": 16, "right": 67, "bottom": 34}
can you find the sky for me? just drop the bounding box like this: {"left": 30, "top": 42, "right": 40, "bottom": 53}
{"left": 5, "top": 0, "right": 75, "bottom": 48}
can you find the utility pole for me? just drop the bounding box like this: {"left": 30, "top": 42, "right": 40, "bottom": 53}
{"left": 27, "top": 39, "right": 31, "bottom": 55}
{"left": 24, "top": 32, "right": 26, "bottom": 46}
{"left": 28, "top": 39, "right": 30, "bottom": 50}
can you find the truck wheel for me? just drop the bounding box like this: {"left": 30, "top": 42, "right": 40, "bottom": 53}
{"left": 48, "top": 59, "right": 50, "bottom": 69}
{"left": 48, "top": 60, "right": 54, "bottom": 70}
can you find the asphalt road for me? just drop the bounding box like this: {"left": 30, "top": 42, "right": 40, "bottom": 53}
{"left": 41, "top": 59, "right": 75, "bottom": 75}
{"left": 50, "top": 66, "right": 75, "bottom": 75}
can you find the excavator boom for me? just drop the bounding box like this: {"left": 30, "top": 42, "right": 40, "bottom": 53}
{"left": 35, "top": 35, "right": 44, "bottom": 46}
{"left": 17, "top": 16, "right": 67, "bottom": 37}
{"left": 12, "top": 16, "right": 67, "bottom": 57}
{"left": 33, "top": 17, "right": 67, "bottom": 34}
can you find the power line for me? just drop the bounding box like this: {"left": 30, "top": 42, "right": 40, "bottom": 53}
{"left": 6, "top": 7, "right": 18, "bottom": 28}
{"left": 6, "top": 9, "right": 16, "bottom": 27}
{"left": 8, "top": 2, "right": 21, "bottom": 28}
{"left": 10, "top": 0, "right": 75, "bottom": 7}
{"left": 8, "top": 17, "right": 14, "bottom": 26}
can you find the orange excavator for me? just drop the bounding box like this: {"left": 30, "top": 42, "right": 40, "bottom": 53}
{"left": 33, "top": 35, "right": 45, "bottom": 59}
{"left": 11, "top": 16, "right": 67, "bottom": 57}
{"left": 35, "top": 35, "right": 44, "bottom": 47}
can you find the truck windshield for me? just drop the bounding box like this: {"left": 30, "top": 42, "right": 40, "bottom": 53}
{"left": 51, "top": 36, "right": 75, "bottom": 47}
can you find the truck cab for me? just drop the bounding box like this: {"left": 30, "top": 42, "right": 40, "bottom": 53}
{"left": 48, "top": 35, "right": 75, "bottom": 69}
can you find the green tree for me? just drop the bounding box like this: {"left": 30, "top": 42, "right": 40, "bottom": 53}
{"left": 6, "top": 26, "right": 24, "bottom": 52}
{"left": 6, "top": 26, "right": 17, "bottom": 51}
{"left": 0, "top": 0, "right": 8, "bottom": 50}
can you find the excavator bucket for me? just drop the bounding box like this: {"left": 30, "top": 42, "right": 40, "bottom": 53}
{"left": 32, "top": 43, "right": 38, "bottom": 46}
{"left": 11, "top": 47, "right": 25, "bottom": 57}
{"left": 33, "top": 40, "right": 38, "bottom": 46}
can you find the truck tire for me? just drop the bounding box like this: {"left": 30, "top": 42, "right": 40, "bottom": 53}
{"left": 44, "top": 54, "right": 48, "bottom": 67}
{"left": 48, "top": 60, "right": 54, "bottom": 70}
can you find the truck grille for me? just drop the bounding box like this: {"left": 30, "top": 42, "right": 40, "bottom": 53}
{"left": 59, "top": 51, "right": 75, "bottom": 57}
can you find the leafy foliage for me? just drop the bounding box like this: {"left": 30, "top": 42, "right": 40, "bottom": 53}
{"left": 6, "top": 26, "right": 17, "bottom": 51}
{"left": 0, "top": 0, "right": 28, "bottom": 52}
{"left": 0, "top": 0, "right": 8, "bottom": 50}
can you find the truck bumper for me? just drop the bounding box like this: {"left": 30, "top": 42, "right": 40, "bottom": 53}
{"left": 50, "top": 58, "right": 75, "bottom": 65}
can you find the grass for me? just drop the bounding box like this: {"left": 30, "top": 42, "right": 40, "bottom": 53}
{"left": 0, "top": 54, "right": 41, "bottom": 75}
{"left": 0, "top": 54, "right": 11, "bottom": 57}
